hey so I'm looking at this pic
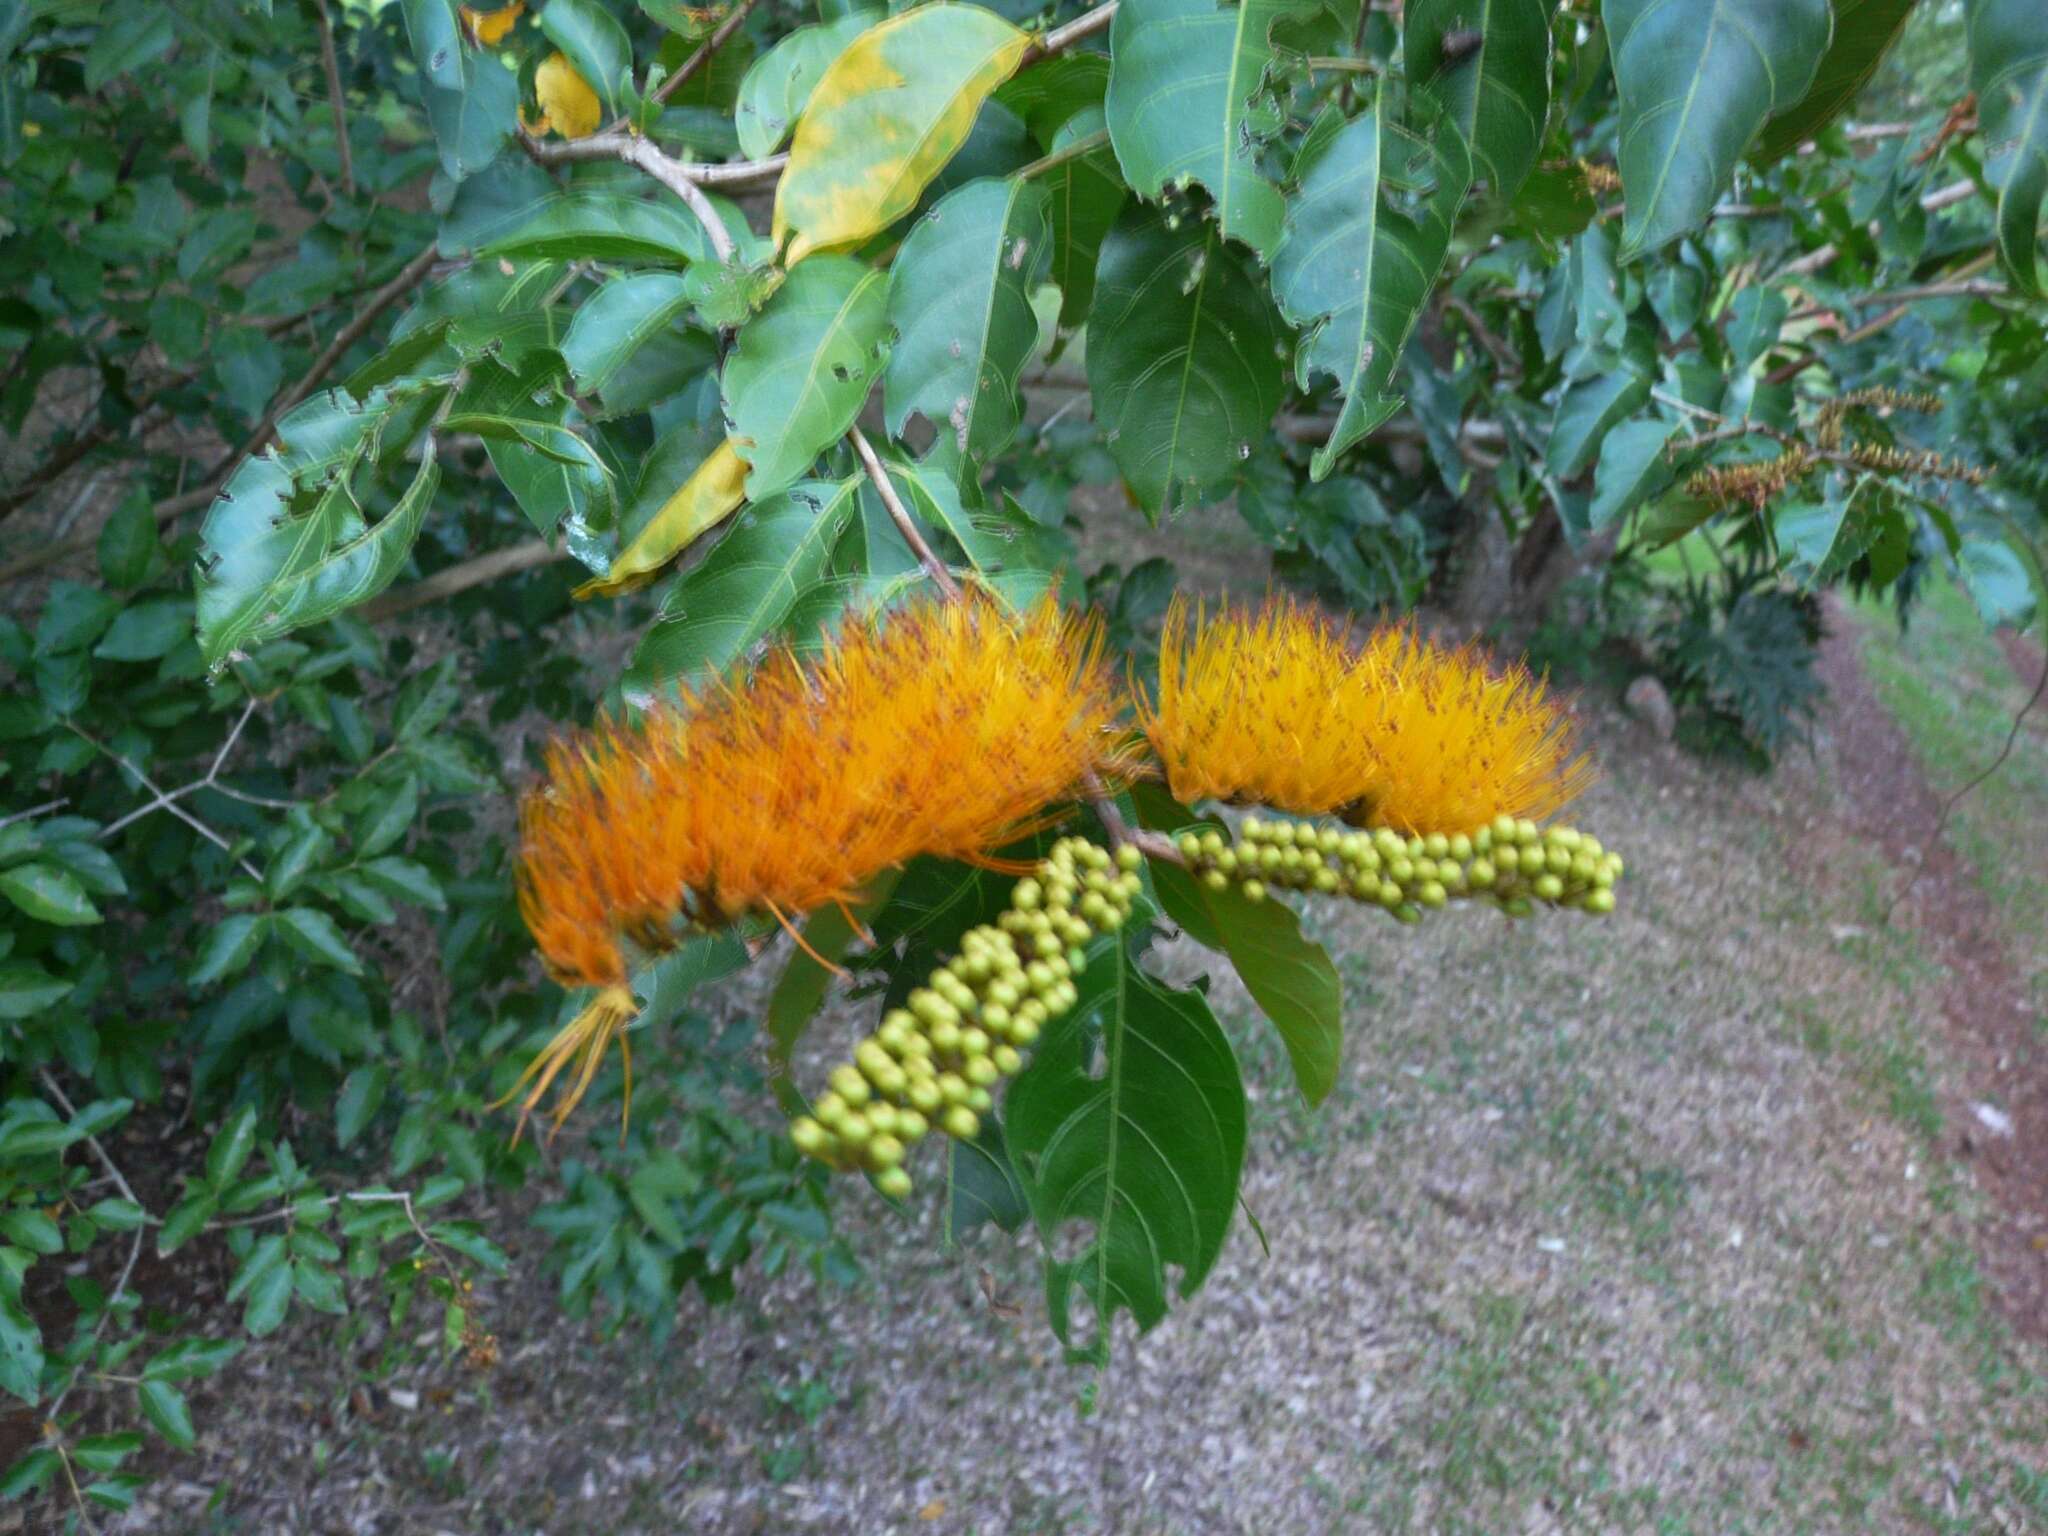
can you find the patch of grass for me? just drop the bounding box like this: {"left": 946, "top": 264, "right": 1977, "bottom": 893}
{"left": 1853, "top": 580, "right": 2048, "bottom": 978}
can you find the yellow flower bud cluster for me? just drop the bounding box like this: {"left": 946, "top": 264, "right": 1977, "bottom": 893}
{"left": 789, "top": 837, "right": 1145, "bottom": 1197}
{"left": 1176, "top": 814, "right": 1624, "bottom": 924}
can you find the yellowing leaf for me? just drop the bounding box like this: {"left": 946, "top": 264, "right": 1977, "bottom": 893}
{"left": 575, "top": 440, "right": 749, "bottom": 599}
{"left": 532, "top": 51, "right": 602, "bottom": 140}
{"left": 772, "top": 3, "right": 1030, "bottom": 266}
{"left": 461, "top": 2, "right": 524, "bottom": 46}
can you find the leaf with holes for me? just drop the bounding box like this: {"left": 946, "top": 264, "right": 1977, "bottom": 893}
{"left": 1404, "top": 0, "right": 1553, "bottom": 200}
{"left": 773, "top": 4, "right": 1031, "bottom": 265}
{"left": 1005, "top": 933, "right": 1247, "bottom": 1350}
{"left": 1105, "top": 0, "right": 1314, "bottom": 262}
{"left": 1273, "top": 90, "right": 1471, "bottom": 480}
{"left": 1969, "top": 0, "right": 2048, "bottom": 298}
{"left": 1087, "top": 203, "right": 1286, "bottom": 516}
{"left": 883, "top": 177, "right": 1050, "bottom": 474}
{"left": 722, "top": 255, "right": 891, "bottom": 498}
{"left": 1606, "top": 0, "right": 1831, "bottom": 260}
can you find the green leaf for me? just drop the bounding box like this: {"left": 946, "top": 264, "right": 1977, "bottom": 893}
{"left": 242, "top": 1259, "right": 293, "bottom": 1337}
{"left": 333, "top": 1065, "right": 386, "bottom": 1150}
{"left": 1754, "top": 0, "right": 1918, "bottom": 163}
{"left": 214, "top": 330, "right": 284, "bottom": 424}
{"left": 1105, "top": 0, "right": 1311, "bottom": 261}
{"left": 721, "top": 255, "right": 891, "bottom": 498}
{"left": 273, "top": 909, "right": 364, "bottom": 975}
{"left": 772, "top": 3, "right": 1031, "bottom": 264}
{"left": 355, "top": 856, "right": 446, "bottom": 912}
{"left": 883, "top": 176, "right": 1051, "bottom": 472}
{"left": 734, "top": 11, "right": 878, "bottom": 160}
{"left": 481, "top": 193, "right": 721, "bottom": 265}
{"left": 137, "top": 1379, "right": 195, "bottom": 1450}
{"left": 1607, "top": 0, "right": 1831, "bottom": 260}
{"left": 83, "top": 2, "right": 174, "bottom": 92}
{"left": 948, "top": 1117, "right": 1030, "bottom": 1237}
{"left": 1032, "top": 107, "right": 1125, "bottom": 329}
{"left": 1547, "top": 347, "right": 1653, "bottom": 478}
{"left": 1589, "top": 417, "right": 1678, "bottom": 530}
{"left": 156, "top": 1191, "right": 218, "bottom": 1255}
{"left": 1273, "top": 91, "right": 1471, "bottom": 480}
{"left": 188, "top": 914, "right": 265, "bottom": 988}
{"left": 34, "top": 582, "right": 122, "bottom": 656}
{"left": 1726, "top": 286, "right": 1788, "bottom": 371}
{"left": 1774, "top": 496, "right": 1847, "bottom": 579}
{"left": 1087, "top": 204, "right": 1286, "bottom": 516}
{"left": 401, "top": 0, "right": 466, "bottom": 91}
{"left": 539, "top": 0, "right": 633, "bottom": 114}
{"left": 97, "top": 490, "right": 159, "bottom": 587}
{"left": 1006, "top": 937, "right": 1247, "bottom": 1348}
{"left": 1958, "top": 534, "right": 2038, "bottom": 627}
{"left": 1151, "top": 859, "right": 1342, "bottom": 1106}
{"left": 0, "top": 959, "right": 70, "bottom": 1020}
{"left": 0, "top": 1209, "right": 60, "bottom": 1255}
{"left": 142, "top": 1338, "right": 243, "bottom": 1383}
{"left": 0, "top": 862, "right": 100, "bottom": 926}
{"left": 196, "top": 425, "right": 441, "bottom": 668}
{"left": 1969, "top": 0, "right": 2048, "bottom": 298}
{"left": 622, "top": 475, "right": 863, "bottom": 699}
{"left": 423, "top": 55, "right": 518, "bottom": 181}
{"left": 0, "top": 1294, "right": 41, "bottom": 1405}
{"left": 93, "top": 598, "right": 190, "bottom": 662}
{"left": 206, "top": 1104, "right": 258, "bottom": 1188}
{"left": 562, "top": 272, "right": 695, "bottom": 397}
{"left": 1404, "top": 0, "right": 1553, "bottom": 200}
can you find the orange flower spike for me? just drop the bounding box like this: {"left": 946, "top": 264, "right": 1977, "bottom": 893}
{"left": 1138, "top": 594, "right": 1363, "bottom": 814}
{"left": 1139, "top": 595, "right": 1592, "bottom": 835}
{"left": 506, "top": 591, "right": 1124, "bottom": 1135}
{"left": 1349, "top": 624, "right": 1594, "bottom": 836}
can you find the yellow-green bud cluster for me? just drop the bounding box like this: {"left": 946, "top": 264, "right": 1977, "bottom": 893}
{"left": 1176, "top": 812, "right": 1624, "bottom": 925}
{"left": 789, "top": 837, "right": 1145, "bottom": 1197}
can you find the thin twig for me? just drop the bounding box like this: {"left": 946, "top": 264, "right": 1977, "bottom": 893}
{"left": 313, "top": 0, "right": 355, "bottom": 197}
{"left": 79, "top": 725, "right": 265, "bottom": 880}
{"left": 638, "top": 0, "right": 764, "bottom": 118}
{"left": 1082, "top": 772, "right": 1185, "bottom": 867}
{"left": 38, "top": 1071, "right": 152, "bottom": 1426}
{"left": 1015, "top": 128, "right": 1111, "bottom": 183}
{"left": 522, "top": 133, "right": 736, "bottom": 262}
{"left": 1882, "top": 644, "right": 2048, "bottom": 925}
{"left": 1019, "top": 1, "right": 1117, "bottom": 65}
{"left": 848, "top": 425, "right": 960, "bottom": 599}
{"left": 360, "top": 537, "right": 564, "bottom": 620}
{"left": 0, "top": 797, "right": 67, "bottom": 829}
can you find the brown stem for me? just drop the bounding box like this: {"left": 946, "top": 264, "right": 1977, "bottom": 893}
{"left": 848, "top": 425, "right": 961, "bottom": 599}
{"left": 1018, "top": 2, "right": 1117, "bottom": 66}
{"left": 360, "top": 537, "right": 564, "bottom": 620}
{"left": 521, "top": 132, "right": 738, "bottom": 262}
{"left": 641, "top": 0, "right": 766, "bottom": 118}
{"left": 313, "top": 0, "right": 355, "bottom": 197}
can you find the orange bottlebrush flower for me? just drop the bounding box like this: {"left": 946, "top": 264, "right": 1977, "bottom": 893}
{"left": 1138, "top": 594, "right": 1592, "bottom": 837}
{"left": 1349, "top": 622, "right": 1594, "bottom": 836}
{"left": 1137, "top": 594, "right": 1367, "bottom": 817}
{"left": 504, "top": 590, "right": 1126, "bottom": 1138}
